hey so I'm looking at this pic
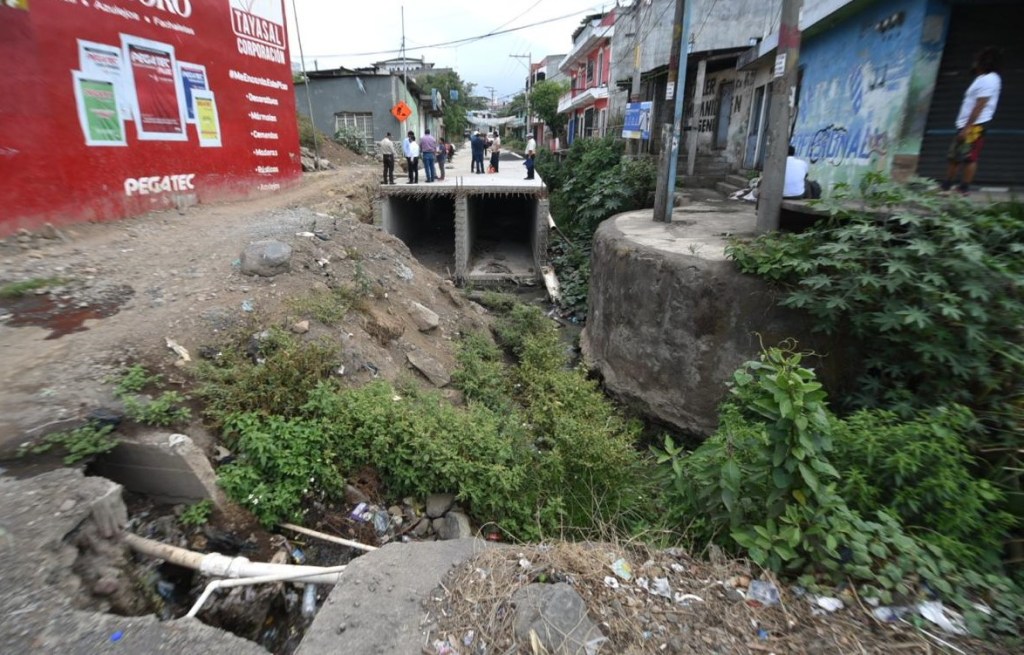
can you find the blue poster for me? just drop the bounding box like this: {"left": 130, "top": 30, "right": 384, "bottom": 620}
{"left": 177, "top": 62, "right": 208, "bottom": 123}
{"left": 622, "top": 101, "right": 652, "bottom": 140}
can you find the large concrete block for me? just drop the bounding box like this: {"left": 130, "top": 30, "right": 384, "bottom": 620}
{"left": 90, "top": 431, "right": 225, "bottom": 506}
{"left": 582, "top": 207, "right": 859, "bottom": 437}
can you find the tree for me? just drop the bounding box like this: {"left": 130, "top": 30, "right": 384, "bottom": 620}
{"left": 499, "top": 93, "right": 527, "bottom": 118}
{"left": 530, "top": 79, "right": 570, "bottom": 139}
{"left": 416, "top": 71, "right": 483, "bottom": 138}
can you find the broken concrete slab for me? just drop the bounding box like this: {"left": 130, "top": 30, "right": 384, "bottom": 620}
{"left": 89, "top": 430, "right": 227, "bottom": 507}
{"left": 512, "top": 583, "right": 605, "bottom": 654}
{"left": 0, "top": 468, "right": 264, "bottom": 655}
{"left": 297, "top": 539, "right": 493, "bottom": 655}
{"left": 408, "top": 301, "right": 440, "bottom": 332}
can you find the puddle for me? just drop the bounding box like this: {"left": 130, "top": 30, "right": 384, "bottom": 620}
{"left": 0, "top": 285, "right": 132, "bottom": 339}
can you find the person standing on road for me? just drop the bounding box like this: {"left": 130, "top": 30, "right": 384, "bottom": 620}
{"left": 470, "top": 131, "right": 485, "bottom": 174}
{"left": 942, "top": 47, "right": 1002, "bottom": 195}
{"left": 403, "top": 131, "right": 419, "bottom": 184}
{"left": 524, "top": 134, "right": 537, "bottom": 180}
{"left": 420, "top": 128, "right": 438, "bottom": 183}
{"left": 378, "top": 132, "right": 396, "bottom": 185}
{"left": 489, "top": 130, "right": 502, "bottom": 173}
{"left": 436, "top": 137, "right": 448, "bottom": 181}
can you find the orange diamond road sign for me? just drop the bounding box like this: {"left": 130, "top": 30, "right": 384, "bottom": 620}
{"left": 391, "top": 101, "right": 412, "bottom": 122}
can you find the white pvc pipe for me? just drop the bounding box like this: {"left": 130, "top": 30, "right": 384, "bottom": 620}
{"left": 280, "top": 522, "right": 378, "bottom": 552}
{"left": 124, "top": 533, "right": 347, "bottom": 585}
{"left": 186, "top": 565, "right": 347, "bottom": 618}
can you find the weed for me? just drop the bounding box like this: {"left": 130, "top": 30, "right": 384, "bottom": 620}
{"left": 473, "top": 291, "right": 518, "bottom": 313}
{"left": 115, "top": 364, "right": 162, "bottom": 396}
{"left": 353, "top": 262, "right": 373, "bottom": 297}
{"left": 20, "top": 424, "right": 118, "bottom": 464}
{"left": 180, "top": 499, "right": 214, "bottom": 527}
{"left": 0, "top": 277, "right": 66, "bottom": 298}
{"left": 288, "top": 286, "right": 359, "bottom": 326}
{"left": 123, "top": 391, "right": 191, "bottom": 427}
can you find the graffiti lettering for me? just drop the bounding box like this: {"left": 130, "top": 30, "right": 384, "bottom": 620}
{"left": 797, "top": 123, "right": 890, "bottom": 166}
{"left": 703, "top": 78, "right": 717, "bottom": 95}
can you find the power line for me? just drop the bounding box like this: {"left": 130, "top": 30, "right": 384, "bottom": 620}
{"left": 305, "top": 8, "right": 592, "bottom": 59}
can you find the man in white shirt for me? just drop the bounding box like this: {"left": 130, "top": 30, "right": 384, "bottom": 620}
{"left": 402, "top": 131, "right": 419, "bottom": 184}
{"left": 943, "top": 47, "right": 1002, "bottom": 195}
{"left": 784, "top": 146, "right": 809, "bottom": 198}
{"left": 524, "top": 135, "right": 537, "bottom": 180}
{"left": 378, "top": 132, "right": 396, "bottom": 185}
{"left": 489, "top": 131, "right": 502, "bottom": 172}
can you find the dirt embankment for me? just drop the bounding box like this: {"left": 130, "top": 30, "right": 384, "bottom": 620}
{"left": 0, "top": 163, "right": 486, "bottom": 454}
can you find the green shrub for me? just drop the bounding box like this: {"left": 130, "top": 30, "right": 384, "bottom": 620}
{"left": 832, "top": 406, "right": 1015, "bottom": 571}
{"left": 180, "top": 499, "right": 214, "bottom": 527}
{"left": 193, "top": 329, "right": 339, "bottom": 425}
{"left": 19, "top": 424, "right": 118, "bottom": 464}
{"left": 288, "top": 286, "right": 360, "bottom": 326}
{"left": 123, "top": 391, "right": 191, "bottom": 427}
{"left": 656, "top": 345, "right": 1023, "bottom": 635}
{"left": 0, "top": 277, "right": 66, "bottom": 298}
{"left": 333, "top": 125, "right": 367, "bottom": 155}
{"left": 115, "top": 364, "right": 162, "bottom": 396}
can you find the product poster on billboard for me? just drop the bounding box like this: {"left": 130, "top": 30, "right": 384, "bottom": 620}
{"left": 72, "top": 72, "right": 126, "bottom": 147}
{"left": 77, "top": 39, "right": 133, "bottom": 120}
{"left": 122, "top": 35, "right": 188, "bottom": 141}
{"left": 178, "top": 62, "right": 209, "bottom": 123}
{"left": 193, "top": 90, "right": 222, "bottom": 148}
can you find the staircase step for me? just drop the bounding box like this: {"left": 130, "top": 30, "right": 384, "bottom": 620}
{"left": 716, "top": 181, "right": 743, "bottom": 197}
{"left": 724, "top": 174, "right": 750, "bottom": 188}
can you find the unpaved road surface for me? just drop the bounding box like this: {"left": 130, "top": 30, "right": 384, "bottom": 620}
{"left": 0, "top": 163, "right": 484, "bottom": 455}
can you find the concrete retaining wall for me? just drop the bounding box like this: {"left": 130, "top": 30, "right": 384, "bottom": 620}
{"left": 582, "top": 208, "right": 856, "bottom": 437}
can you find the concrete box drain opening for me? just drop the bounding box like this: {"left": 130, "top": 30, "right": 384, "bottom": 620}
{"left": 466, "top": 194, "right": 541, "bottom": 283}
{"left": 380, "top": 196, "right": 456, "bottom": 273}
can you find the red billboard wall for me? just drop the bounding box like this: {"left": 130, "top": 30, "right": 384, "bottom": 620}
{"left": 0, "top": 0, "right": 301, "bottom": 236}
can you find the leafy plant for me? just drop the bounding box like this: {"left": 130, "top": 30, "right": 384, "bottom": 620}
{"left": 115, "top": 364, "right": 162, "bottom": 396}
{"left": 180, "top": 499, "right": 214, "bottom": 527}
{"left": 20, "top": 424, "right": 118, "bottom": 464}
{"left": 333, "top": 125, "right": 367, "bottom": 155}
{"left": 656, "top": 345, "right": 1023, "bottom": 635}
{"left": 288, "top": 286, "right": 359, "bottom": 326}
{"left": 123, "top": 391, "right": 191, "bottom": 427}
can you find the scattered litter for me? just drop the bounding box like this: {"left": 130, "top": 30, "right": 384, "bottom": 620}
{"left": 873, "top": 606, "right": 909, "bottom": 622}
{"left": 313, "top": 230, "right": 330, "bottom": 241}
{"left": 674, "top": 592, "right": 704, "bottom": 605}
{"left": 165, "top": 337, "right": 191, "bottom": 362}
{"left": 610, "top": 558, "right": 633, "bottom": 581}
{"left": 462, "top": 630, "right": 475, "bottom": 646}
{"left": 241, "top": 299, "right": 254, "bottom": 312}
{"left": 670, "top": 562, "right": 686, "bottom": 573}
{"left": 603, "top": 576, "right": 620, "bottom": 589}
{"left": 316, "top": 258, "right": 330, "bottom": 267}
{"left": 432, "top": 638, "right": 457, "bottom": 655}
{"left": 110, "top": 631, "right": 124, "bottom": 642}
{"left": 636, "top": 577, "right": 649, "bottom": 592}
{"left": 917, "top": 600, "right": 968, "bottom": 635}
{"left": 295, "top": 231, "right": 316, "bottom": 238}
{"left": 350, "top": 502, "right": 368, "bottom": 521}
{"left": 650, "top": 577, "right": 672, "bottom": 599}
{"left": 747, "top": 580, "right": 780, "bottom": 606}
{"left": 756, "top": 628, "right": 769, "bottom": 640}
{"left": 168, "top": 434, "right": 189, "bottom": 449}
{"left": 372, "top": 510, "right": 390, "bottom": 535}
{"left": 291, "top": 547, "right": 306, "bottom": 565}
{"left": 518, "top": 558, "right": 532, "bottom": 569}
{"left": 725, "top": 575, "right": 751, "bottom": 588}
{"left": 336, "top": 365, "right": 346, "bottom": 376}
{"left": 814, "top": 596, "right": 844, "bottom": 613}
{"left": 301, "top": 583, "right": 318, "bottom": 619}
{"left": 585, "top": 636, "right": 608, "bottom": 655}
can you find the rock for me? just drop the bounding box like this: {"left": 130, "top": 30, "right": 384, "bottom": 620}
{"left": 410, "top": 518, "right": 431, "bottom": 538}
{"left": 364, "top": 306, "right": 405, "bottom": 345}
{"left": 292, "top": 320, "right": 310, "bottom": 334}
{"left": 431, "top": 517, "right": 446, "bottom": 534}
{"left": 425, "top": 493, "right": 455, "bottom": 518}
{"left": 406, "top": 351, "right": 450, "bottom": 387}
{"left": 39, "top": 223, "right": 61, "bottom": 240}
{"left": 395, "top": 262, "right": 414, "bottom": 282}
{"left": 240, "top": 240, "right": 292, "bottom": 277}
{"left": 512, "top": 583, "right": 605, "bottom": 655}
{"left": 93, "top": 575, "right": 120, "bottom": 597}
{"left": 407, "top": 301, "right": 440, "bottom": 332}
{"left": 436, "top": 512, "right": 472, "bottom": 540}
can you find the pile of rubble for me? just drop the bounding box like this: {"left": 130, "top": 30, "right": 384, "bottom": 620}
{"left": 299, "top": 146, "right": 334, "bottom": 172}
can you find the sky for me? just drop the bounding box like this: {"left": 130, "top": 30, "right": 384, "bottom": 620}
{"left": 284, "top": 0, "right": 611, "bottom": 105}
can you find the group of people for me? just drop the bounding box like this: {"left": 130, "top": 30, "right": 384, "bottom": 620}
{"left": 377, "top": 130, "right": 454, "bottom": 185}
{"left": 380, "top": 129, "right": 538, "bottom": 183}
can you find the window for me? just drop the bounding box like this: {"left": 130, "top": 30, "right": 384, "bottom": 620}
{"left": 335, "top": 112, "right": 374, "bottom": 153}
{"left": 597, "top": 49, "right": 604, "bottom": 86}
{"left": 586, "top": 58, "right": 594, "bottom": 86}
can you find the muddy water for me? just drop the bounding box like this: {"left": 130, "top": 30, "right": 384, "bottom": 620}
{"left": 0, "top": 288, "right": 132, "bottom": 339}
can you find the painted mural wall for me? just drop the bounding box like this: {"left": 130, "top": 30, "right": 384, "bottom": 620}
{"left": 0, "top": 0, "right": 301, "bottom": 237}
{"left": 791, "top": 0, "right": 949, "bottom": 191}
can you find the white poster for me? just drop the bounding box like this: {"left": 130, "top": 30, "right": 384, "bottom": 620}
{"left": 177, "top": 61, "right": 209, "bottom": 124}
{"left": 77, "top": 39, "right": 133, "bottom": 120}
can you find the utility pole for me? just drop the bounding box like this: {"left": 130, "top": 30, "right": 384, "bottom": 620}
{"left": 756, "top": 0, "right": 802, "bottom": 233}
{"left": 401, "top": 6, "right": 408, "bottom": 131}
{"left": 291, "top": 0, "right": 319, "bottom": 166}
{"left": 652, "top": 0, "right": 692, "bottom": 223}
{"left": 485, "top": 86, "right": 496, "bottom": 110}
{"left": 510, "top": 53, "right": 532, "bottom": 140}
{"left": 629, "top": 6, "right": 643, "bottom": 157}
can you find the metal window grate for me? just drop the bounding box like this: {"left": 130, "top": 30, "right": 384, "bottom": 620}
{"left": 335, "top": 112, "right": 375, "bottom": 153}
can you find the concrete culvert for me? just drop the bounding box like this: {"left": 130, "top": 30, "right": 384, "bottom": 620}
{"left": 380, "top": 195, "right": 456, "bottom": 273}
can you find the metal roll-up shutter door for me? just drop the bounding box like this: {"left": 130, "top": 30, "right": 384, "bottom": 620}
{"left": 917, "top": 3, "right": 1024, "bottom": 186}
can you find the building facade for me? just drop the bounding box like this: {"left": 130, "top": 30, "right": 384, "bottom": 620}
{"left": 557, "top": 11, "right": 616, "bottom": 144}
